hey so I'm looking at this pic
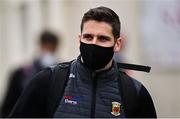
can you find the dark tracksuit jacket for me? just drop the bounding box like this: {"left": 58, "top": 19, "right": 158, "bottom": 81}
{"left": 9, "top": 57, "right": 157, "bottom": 118}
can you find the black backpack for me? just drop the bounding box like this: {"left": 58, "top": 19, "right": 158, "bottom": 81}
{"left": 47, "top": 61, "right": 151, "bottom": 117}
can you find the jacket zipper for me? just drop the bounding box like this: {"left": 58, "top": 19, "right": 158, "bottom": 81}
{"left": 90, "top": 73, "right": 97, "bottom": 118}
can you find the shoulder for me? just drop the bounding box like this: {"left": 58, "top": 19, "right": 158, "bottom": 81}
{"left": 126, "top": 74, "right": 151, "bottom": 98}
{"left": 10, "top": 67, "right": 24, "bottom": 78}
{"left": 119, "top": 71, "right": 147, "bottom": 96}
{"left": 33, "top": 60, "right": 73, "bottom": 81}
{"left": 27, "top": 68, "right": 52, "bottom": 88}
{"left": 28, "top": 60, "right": 76, "bottom": 89}
{"left": 130, "top": 76, "right": 143, "bottom": 95}
{"left": 123, "top": 73, "right": 154, "bottom": 104}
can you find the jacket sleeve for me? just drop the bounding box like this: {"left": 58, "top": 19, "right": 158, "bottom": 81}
{"left": 8, "top": 68, "right": 52, "bottom": 118}
{"left": 136, "top": 85, "right": 157, "bottom": 118}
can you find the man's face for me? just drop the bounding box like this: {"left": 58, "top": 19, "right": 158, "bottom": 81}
{"left": 80, "top": 20, "right": 114, "bottom": 47}
{"left": 79, "top": 20, "right": 121, "bottom": 52}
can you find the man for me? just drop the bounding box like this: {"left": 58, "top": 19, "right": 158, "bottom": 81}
{"left": 0, "top": 31, "right": 59, "bottom": 117}
{"left": 9, "top": 6, "right": 156, "bottom": 118}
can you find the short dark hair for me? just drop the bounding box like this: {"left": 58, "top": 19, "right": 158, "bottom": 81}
{"left": 81, "top": 6, "right": 121, "bottom": 39}
{"left": 39, "top": 30, "right": 59, "bottom": 47}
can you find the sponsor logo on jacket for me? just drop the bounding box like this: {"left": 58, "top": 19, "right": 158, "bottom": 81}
{"left": 64, "top": 95, "right": 80, "bottom": 105}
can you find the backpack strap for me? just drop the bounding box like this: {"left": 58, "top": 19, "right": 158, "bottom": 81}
{"left": 117, "top": 63, "right": 151, "bottom": 73}
{"left": 47, "top": 61, "right": 72, "bottom": 117}
{"left": 117, "top": 71, "right": 138, "bottom": 117}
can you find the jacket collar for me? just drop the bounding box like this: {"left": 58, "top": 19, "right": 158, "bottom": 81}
{"left": 75, "top": 55, "right": 119, "bottom": 83}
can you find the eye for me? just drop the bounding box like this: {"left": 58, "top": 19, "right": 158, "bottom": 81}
{"left": 98, "top": 36, "right": 110, "bottom": 42}
{"left": 83, "top": 34, "right": 93, "bottom": 41}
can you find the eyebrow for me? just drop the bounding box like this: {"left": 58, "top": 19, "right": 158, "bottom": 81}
{"left": 82, "top": 33, "right": 92, "bottom": 37}
{"left": 82, "top": 33, "right": 111, "bottom": 39}
{"left": 98, "top": 35, "right": 111, "bottom": 40}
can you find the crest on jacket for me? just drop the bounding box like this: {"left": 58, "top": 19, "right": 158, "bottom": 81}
{"left": 111, "top": 101, "right": 121, "bottom": 116}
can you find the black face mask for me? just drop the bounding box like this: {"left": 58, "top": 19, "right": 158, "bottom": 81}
{"left": 80, "top": 41, "right": 114, "bottom": 70}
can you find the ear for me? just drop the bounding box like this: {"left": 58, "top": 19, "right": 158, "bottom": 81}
{"left": 114, "top": 37, "right": 122, "bottom": 53}
{"left": 78, "top": 33, "right": 82, "bottom": 48}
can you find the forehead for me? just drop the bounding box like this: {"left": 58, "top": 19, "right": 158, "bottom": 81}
{"left": 82, "top": 20, "right": 113, "bottom": 37}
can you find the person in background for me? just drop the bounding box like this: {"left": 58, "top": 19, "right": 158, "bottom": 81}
{"left": 0, "top": 30, "right": 60, "bottom": 117}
